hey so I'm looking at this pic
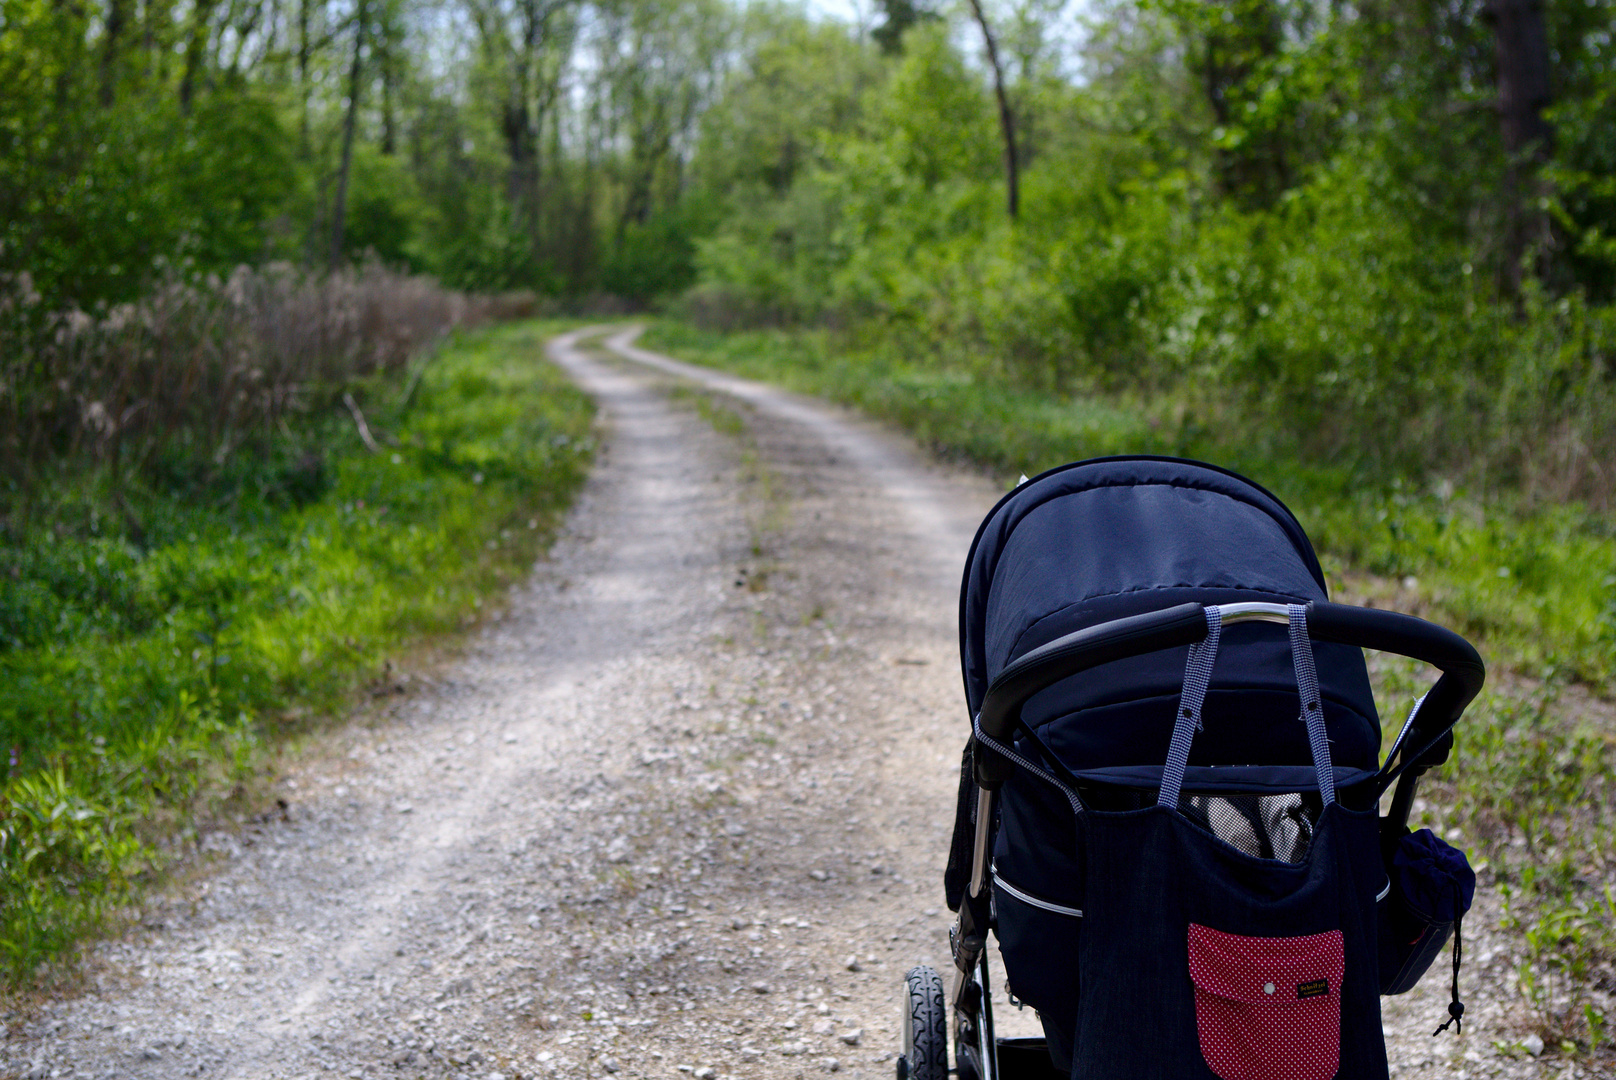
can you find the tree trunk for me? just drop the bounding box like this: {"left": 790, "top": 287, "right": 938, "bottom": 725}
{"left": 1486, "top": 0, "right": 1554, "bottom": 299}
{"left": 502, "top": 0, "right": 543, "bottom": 242}
{"left": 178, "top": 0, "right": 218, "bottom": 112}
{"left": 330, "top": 0, "right": 368, "bottom": 271}
{"left": 298, "top": 0, "right": 314, "bottom": 155}
{"left": 503, "top": 97, "right": 536, "bottom": 208}
{"left": 100, "top": 0, "right": 129, "bottom": 105}
{"left": 966, "top": 0, "right": 1018, "bottom": 220}
{"left": 376, "top": 0, "right": 399, "bottom": 155}
{"left": 381, "top": 34, "right": 396, "bottom": 154}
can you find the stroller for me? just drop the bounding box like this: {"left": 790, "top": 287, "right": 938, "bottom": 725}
{"left": 898, "top": 458, "right": 1483, "bottom": 1080}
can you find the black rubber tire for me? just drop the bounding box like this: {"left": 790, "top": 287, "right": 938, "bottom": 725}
{"left": 899, "top": 965, "right": 949, "bottom": 1080}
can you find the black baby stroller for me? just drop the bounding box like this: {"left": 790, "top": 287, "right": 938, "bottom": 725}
{"left": 897, "top": 458, "right": 1483, "bottom": 1080}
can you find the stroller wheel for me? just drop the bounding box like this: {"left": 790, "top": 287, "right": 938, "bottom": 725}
{"left": 898, "top": 965, "right": 948, "bottom": 1080}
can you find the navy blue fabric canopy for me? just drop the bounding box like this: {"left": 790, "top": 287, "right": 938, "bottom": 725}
{"left": 959, "top": 457, "right": 1382, "bottom": 779}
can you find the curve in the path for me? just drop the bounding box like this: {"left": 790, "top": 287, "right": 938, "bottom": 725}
{"left": 600, "top": 325, "right": 985, "bottom": 597}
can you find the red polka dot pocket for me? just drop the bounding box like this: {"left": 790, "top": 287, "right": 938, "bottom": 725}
{"left": 1186, "top": 923, "right": 1345, "bottom": 1080}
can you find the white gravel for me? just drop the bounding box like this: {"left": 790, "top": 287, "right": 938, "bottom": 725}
{"left": 0, "top": 327, "right": 1578, "bottom": 1079}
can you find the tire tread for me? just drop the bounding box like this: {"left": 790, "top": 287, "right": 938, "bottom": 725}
{"left": 902, "top": 965, "right": 948, "bottom": 1080}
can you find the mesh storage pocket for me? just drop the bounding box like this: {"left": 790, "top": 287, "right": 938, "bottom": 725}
{"left": 1180, "top": 793, "right": 1318, "bottom": 863}
{"left": 1187, "top": 924, "right": 1344, "bottom": 1080}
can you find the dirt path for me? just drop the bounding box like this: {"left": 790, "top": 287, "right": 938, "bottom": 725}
{"left": 1, "top": 328, "right": 1562, "bottom": 1080}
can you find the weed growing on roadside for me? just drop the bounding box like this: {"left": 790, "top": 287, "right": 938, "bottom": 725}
{"left": 1430, "top": 687, "right": 1616, "bottom": 1048}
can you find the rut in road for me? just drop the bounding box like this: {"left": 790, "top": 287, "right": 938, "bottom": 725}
{"left": 4, "top": 328, "right": 1538, "bottom": 1080}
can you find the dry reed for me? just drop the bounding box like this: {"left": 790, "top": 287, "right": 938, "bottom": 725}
{"left": 0, "top": 264, "right": 528, "bottom": 493}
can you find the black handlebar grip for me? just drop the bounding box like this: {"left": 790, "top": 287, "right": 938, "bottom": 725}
{"left": 1304, "top": 601, "right": 1485, "bottom": 693}
{"left": 978, "top": 602, "right": 1209, "bottom": 744}
{"left": 1304, "top": 601, "right": 1485, "bottom": 793}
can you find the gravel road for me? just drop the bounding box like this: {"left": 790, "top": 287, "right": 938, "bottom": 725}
{"left": 1, "top": 328, "right": 1571, "bottom": 1079}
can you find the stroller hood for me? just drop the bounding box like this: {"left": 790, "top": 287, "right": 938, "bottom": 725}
{"left": 959, "top": 457, "right": 1381, "bottom": 780}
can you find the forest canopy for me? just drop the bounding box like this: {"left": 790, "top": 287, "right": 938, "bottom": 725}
{"left": 2, "top": 0, "right": 1615, "bottom": 496}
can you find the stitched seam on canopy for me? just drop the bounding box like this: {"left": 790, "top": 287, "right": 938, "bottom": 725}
{"left": 999, "top": 476, "right": 1301, "bottom": 534}
{"left": 1018, "top": 687, "right": 1375, "bottom": 735}
{"left": 961, "top": 466, "right": 1329, "bottom": 706}
{"left": 968, "top": 477, "right": 1324, "bottom": 648}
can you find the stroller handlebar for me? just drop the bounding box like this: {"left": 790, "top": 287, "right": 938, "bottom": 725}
{"left": 1305, "top": 601, "right": 1484, "bottom": 686}
{"left": 976, "top": 602, "right": 1209, "bottom": 749}
{"left": 974, "top": 599, "right": 1485, "bottom": 790}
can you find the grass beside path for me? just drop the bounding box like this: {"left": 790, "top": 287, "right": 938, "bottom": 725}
{"left": 0, "top": 320, "right": 594, "bottom": 981}
{"left": 643, "top": 320, "right": 1616, "bottom": 1055}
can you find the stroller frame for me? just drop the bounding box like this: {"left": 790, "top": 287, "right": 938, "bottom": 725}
{"left": 925, "top": 596, "right": 1482, "bottom": 1080}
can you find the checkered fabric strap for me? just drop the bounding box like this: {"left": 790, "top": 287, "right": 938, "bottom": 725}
{"left": 1157, "top": 606, "right": 1223, "bottom": 809}
{"left": 972, "top": 714, "right": 1084, "bottom": 815}
{"left": 1159, "top": 604, "right": 1337, "bottom": 808}
{"left": 1288, "top": 603, "right": 1336, "bottom": 806}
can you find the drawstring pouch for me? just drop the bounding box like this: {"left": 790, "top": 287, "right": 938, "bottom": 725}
{"left": 1377, "top": 827, "right": 1476, "bottom": 1032}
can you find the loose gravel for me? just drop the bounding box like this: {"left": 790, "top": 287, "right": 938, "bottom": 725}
{"left": 0, "top": 327, "right": 1578, "bottom": 1079}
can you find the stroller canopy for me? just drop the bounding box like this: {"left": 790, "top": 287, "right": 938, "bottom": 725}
{"left": 959, "top": 457, "right": 1382, "bottom": 786}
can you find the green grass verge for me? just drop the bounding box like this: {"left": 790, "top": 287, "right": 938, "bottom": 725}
{"left": 643, "top": 320, "right": 1616, "bottom": 1052}
{"left": 0, "top": 320, "right": 594, "bottom": 980}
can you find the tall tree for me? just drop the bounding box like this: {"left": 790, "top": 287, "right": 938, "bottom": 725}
{"left": 467, "top": 0, "right": 576, "bottom": 275}
{"left": 1486, "top": 0, "right": 1554, "bottom": 298}
{"left": 298, "top": 0, "right": 318, "bottom": 153}
{"left": 966, "top": 0, "right": 1019, "bottom": 219}
{"left": 872, "top": 0, "right": 934, "bottom": 56}
{"left": 1163, "top": 0, "right": 1298, "bottom": 206}
{"left": 597, "top": 0, "right": 729, "bottom": 236}
{"left": 330, "top": 0, "right": 369, "bottom": 269}
{"left": 100, "top": 0, "right": 130, "bottom": 104}
{"left": 178, "top": 0, "right": 219, "bottom": 111}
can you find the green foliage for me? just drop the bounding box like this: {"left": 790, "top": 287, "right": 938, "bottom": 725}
{"left": 0, "top": 763, "right": 153, "bottom": 974}
{"left": 338, "top": 145, "right": 430, "bottom": 269}
{"left": 0, "top": 81, "right": 295, "bottom": 308}
{"left": 684, "top": 0, "right": 1616, "bottom": 509}
{"left": 1547, "top": 77, "right": 1616, "bottom": 301}
{"left": 871, "top": 0, "right": 939, "bottom": 56}
{"left": 0, "top": 0, "right": 746, "bottom": 308}
{"left": 881, "top": 24, "right": 999, "bottom": 190}
{"left": 693, "top": 5, "right": 876, "bottom": 198}
{"left": 599, "top": 201, "right": 716, "bottom": 302}
{"left": 0, "top": 321, "right": 594, "bottom": 979}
